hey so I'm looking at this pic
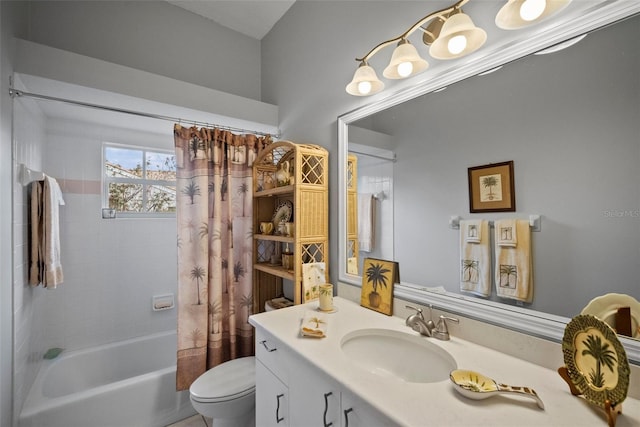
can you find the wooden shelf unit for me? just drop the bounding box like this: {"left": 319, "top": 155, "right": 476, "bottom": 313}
{"left": 252, "top": 141, "right": 329, "bottom": 313}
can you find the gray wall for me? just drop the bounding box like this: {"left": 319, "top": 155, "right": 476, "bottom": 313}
{"left": 27, "top": 0, "right": 262, "bottom": 101}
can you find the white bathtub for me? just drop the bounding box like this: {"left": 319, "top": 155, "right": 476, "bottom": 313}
{"left": 19, "top": 331, "right": 196, "bottom": 427}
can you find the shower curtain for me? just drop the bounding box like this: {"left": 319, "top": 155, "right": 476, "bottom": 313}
{"left": 174, "top": 124, "right": 270, "bottom": 390}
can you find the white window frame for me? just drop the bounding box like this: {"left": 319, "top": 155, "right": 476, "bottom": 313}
{"left": 102, "top": 142, "right": 176, "bottom": 218}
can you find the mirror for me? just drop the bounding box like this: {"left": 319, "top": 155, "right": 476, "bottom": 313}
{"left": 338, "top": 3, "right": 640, "bottom": 361}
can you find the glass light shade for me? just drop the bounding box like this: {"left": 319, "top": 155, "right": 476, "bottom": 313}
{"left": 496, "top": 0, "right": 572, "bottom": 30}
{"left": 429, "top": 13, "right": 487, "bottom": 60}
{"left": 346, "top": 62, "right": 384, "bottom": 96}
{"left": 383, "top": 41, "right": 429, "bottom": 79}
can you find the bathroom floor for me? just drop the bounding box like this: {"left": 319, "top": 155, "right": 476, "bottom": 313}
{"left": 168, "top": 414, "right": 209, "bottom": 427}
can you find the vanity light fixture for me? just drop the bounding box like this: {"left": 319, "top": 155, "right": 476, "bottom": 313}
{"left": 346, "top": 0, "right": 574, "bottom": 96}
{"left": 496, "top": 0, "right": 572, "bottom": 30}
{"left": 346, "top": 0, "right": 486, "bottom": 96}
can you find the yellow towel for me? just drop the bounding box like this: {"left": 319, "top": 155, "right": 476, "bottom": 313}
{"left": 300, "top": 310, "right": 327, "bottom": 338}
{"left": 494, "top": 219, "right": 533, "bottom": 302}
{"left": 460, "top": 220, "right": 491, "bottom": 297}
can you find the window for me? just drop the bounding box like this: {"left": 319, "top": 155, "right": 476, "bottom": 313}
{"left": 103, "top": 143, "right": 176, "bottom": 216}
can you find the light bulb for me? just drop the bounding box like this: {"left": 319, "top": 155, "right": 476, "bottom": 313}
{"left": 447, "top": 35, "right": 467, "bottom": 55}
{"left": 357, "top": 81, "right": 372, "bottom": 95}
{"left": 520, "top": 0, "right": 546, "bottom": 21}
{"left": 396, "top": 61, "right": 413, "bottom": 78}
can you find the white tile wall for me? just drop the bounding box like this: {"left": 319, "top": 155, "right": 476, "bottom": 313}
{"left": 12, "top": 104, "right": 179, "bottom": 418}
{"left": 12, "top": 97, "right": 47, "bottom": 418}
{"left": 39, "top": 117, "right": 178, "bottom": 351}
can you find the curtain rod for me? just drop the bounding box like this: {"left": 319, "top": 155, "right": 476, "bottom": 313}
{"left": 8, "top": 88, "right": 279, "bottom": 138}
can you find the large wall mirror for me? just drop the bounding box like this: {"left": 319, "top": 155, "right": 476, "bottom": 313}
{"left": 338, "top": 2, "right": 640, "bottom": 363}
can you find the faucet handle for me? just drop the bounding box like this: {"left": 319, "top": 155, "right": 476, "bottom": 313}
{"left": 434, "top": 315, "right": 459, "bottom": 340}
{"left": 405, "top": 305, "right": 424, "bottom": 320}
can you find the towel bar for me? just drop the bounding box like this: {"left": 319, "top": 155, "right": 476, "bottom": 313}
{"left": 449, "top": 215, "right": 541, "bottom": 232}
{"left": 19, "top": 164, "right": 45, "bottom": 186}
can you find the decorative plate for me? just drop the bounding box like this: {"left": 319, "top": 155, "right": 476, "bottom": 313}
{"left": 581, "top": 293, "right": 640, "bottom": 338}
{"left": 562, "top": 314, "right": 630, "bottom": 408}
{"left": 272, "top": 200, "right": 293, "bottom": 225}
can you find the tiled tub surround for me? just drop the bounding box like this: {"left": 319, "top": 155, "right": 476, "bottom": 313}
{"left": 250, "top": 297, "right": 640, "bottom": 426}
{"left": 19, "top": 331, "right": 195, "bottom": 427}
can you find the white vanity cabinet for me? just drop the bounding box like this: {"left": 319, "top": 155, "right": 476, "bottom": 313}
{"left": 256, "top": 360, "right": 289, "bottom": 427}
{"left": 255, "top": 327, "right": 291, "bottom": 426}
{"left": 288, "top": 356, "right": 341, "bottom": 426}
{"left": 288, "top": 356, "right": 394, "bottom": 427}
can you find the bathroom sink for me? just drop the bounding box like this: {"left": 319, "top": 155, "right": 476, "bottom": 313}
{"left": 340, "top": 328, "right": 457, "bottom": 383}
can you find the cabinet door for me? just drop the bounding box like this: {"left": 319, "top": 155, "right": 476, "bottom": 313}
{"left": 256, "top": 359, "right": 289, "bottom": 427}
{"left": 341, "top": 390, "right": 395, "bottom": 427}
{"left": 289, "top": 357, "right": 341, "bottom": 427}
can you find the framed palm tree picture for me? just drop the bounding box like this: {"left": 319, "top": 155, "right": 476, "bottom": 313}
{"left": 468, "top": 161, "right": 515, "bottom": 213}
{"left": 360, "top": 258, "right": 398, "bottom": 316}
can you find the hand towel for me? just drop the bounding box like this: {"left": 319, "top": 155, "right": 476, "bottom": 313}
{"left": 302, "top": 262, "right": 326, "bottom": 302}
{"left": 28, "top": 181, "right": 44, "bottom": 285}
{"left": 42, "top": 176, "right": 65, "bottom": 288}
{"left": 463, "top": 219, "right": 483, "bottom": 243}
{"left": 358, "top": 193, "right": 375, "bottom": 252}
{"left": 460, "top": 220, "right": 491, "bottom": 297}
{"left": 494, "top": 219, "right": 533, "bottom": 302}
{"left": 301, "top": 310, "right": 328, "bottom": 338}
{"left": 496, "top": 218, "right": 517, "bottom": 247}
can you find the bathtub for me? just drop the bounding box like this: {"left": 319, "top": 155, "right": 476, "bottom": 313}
{"left": 19, "top": 331, "right": 196, "bottom": 427}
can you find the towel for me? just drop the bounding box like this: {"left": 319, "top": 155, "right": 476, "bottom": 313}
{"left": 302, "top": 262, "right": 326, "bottom": 302}
{"left": 494, "top": 219, "right": 533, "bottom": 302}
{"left": 29, "top": 177, "right": 65, "bottom": 288}
{"left": 29, "top": 181, "right": 44, "bottom": 285}
{"left": 496, "top": 218, "right": 517, "bottom": 247}
{"left": 358, "top": 193, "right": 375, "bottom": 252}
{"left": 460, "top": 220, "right": 491, "bottom": 297}
{"left": 300, "top": 310, "right": 327, "bottom": 338}
{"left": 463, "top": 219, "right": 483, "bottom": 243}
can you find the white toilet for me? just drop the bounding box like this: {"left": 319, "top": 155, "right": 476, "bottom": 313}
{"left": 189, "top": 356, "right": 256, "bottom": 427}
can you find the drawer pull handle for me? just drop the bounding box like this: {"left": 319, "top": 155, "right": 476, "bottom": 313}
{"left": 344, "top": 408, "right": 353, "bottom": 427}
{"left": 323, "top": 392, "right": 333, "bottom": 427}
{"left": 276, "top": 393, "right": 285, "bottom": 423}
{"left": 260, "top": 340, "right": 277, "bottom": 352}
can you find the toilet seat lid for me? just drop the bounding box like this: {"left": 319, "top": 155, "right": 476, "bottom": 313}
{"left": 190, "top": 356, "right": 256, "bottom": 403}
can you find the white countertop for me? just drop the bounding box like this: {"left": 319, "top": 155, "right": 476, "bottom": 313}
{"left": 249, "top": 297, "right": 640, "bottom": 427}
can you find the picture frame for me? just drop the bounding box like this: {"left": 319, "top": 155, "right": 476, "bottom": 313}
{"left": 360, "top": 258, "right": 399, "bottom": 316}
{"left": 468, "top": 161, "right": 515, "bottom": 213}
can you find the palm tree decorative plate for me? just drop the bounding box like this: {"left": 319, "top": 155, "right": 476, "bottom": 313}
{"left": 561, "top": 314, "right": 630, "bottom": 409}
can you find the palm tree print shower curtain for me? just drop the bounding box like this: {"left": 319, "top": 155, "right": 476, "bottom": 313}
{"left": 174, "top": 124, "right": 270, "bottom": 390}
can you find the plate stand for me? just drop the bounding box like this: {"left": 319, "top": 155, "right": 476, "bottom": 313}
{"left": 557, "top": 366, "right": 622, "bottom": 427}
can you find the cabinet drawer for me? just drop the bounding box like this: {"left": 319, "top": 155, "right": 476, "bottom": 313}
{"left": 255, "top": 327, "right": 289, "bottom": 383}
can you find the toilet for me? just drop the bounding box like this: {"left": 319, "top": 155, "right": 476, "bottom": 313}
{"left": 189, "top": 356, "right": 256, "bottom": 427}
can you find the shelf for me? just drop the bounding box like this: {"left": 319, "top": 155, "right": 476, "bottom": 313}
{"left": 255, "top": 234, "right": 294, "bottom": 243}
{"left": 254, "top": 263, "right": 295, "bottom": 281}
{"left": 254, "top": 185, "right": 294, "bottom": 198}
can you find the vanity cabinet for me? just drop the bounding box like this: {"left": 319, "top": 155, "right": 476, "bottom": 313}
{"left": 256, "top": 360, "right": 289, "bottom": 427}
{"left": 288, "top": 355, "right": 394, "bottom": 427}
{"left": 255, "top": 324, "right": 394, "bottom": 427}
{"left": 255, "top": 328, "right": 291, "bottom": 426}
{"left": 252, "top": 141, "right": 329, "bottom": 313}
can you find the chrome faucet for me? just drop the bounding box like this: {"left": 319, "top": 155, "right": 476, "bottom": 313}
{"left": 405, "top": 305, "right": 459, "bottom": 340}
{"left": 405, "top": 305, "right": 435, "bottom": 337}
